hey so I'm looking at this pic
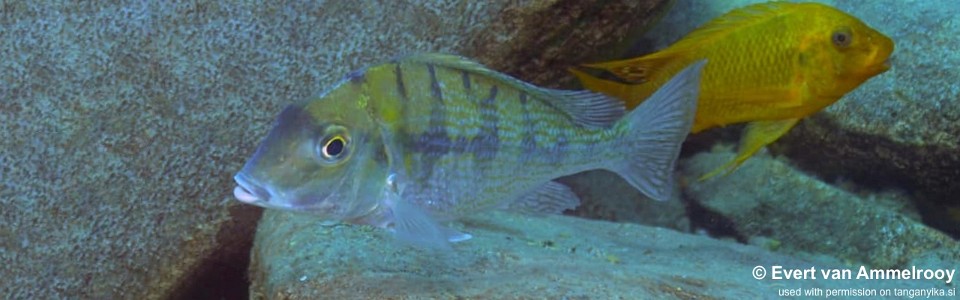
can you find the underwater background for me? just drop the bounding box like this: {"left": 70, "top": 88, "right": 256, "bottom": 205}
{"left": 0, "top": 0, "right": 956, "bottom": 299}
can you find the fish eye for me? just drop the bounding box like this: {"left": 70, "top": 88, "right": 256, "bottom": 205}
{"left": 832, "top": 28, "right": 852, "bottom": 48}
{"left": 317, "top": 126, "right": 350, "bottom": 163}
{"left": 322, "top": 136, "right": 345, "bottom": 158}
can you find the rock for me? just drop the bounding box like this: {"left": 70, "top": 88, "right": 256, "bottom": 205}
{"left": 681, "top": 151, "right": 960, "bottom": 269}
{"left": 250, "top": 210, "right": 953, "bottom": 299}
{"left": 473, "top": 0, "right": 674, "bottom": 87}
{"left": 563, "top": 170, "right": 690, "bottom": 232}
{"left": 0, "top": 0, "right": 669, "bottom": 298}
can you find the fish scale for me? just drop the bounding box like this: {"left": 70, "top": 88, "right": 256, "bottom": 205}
{"left": 232, "top": 53, "right": 703, "bottom": 248}
{"left": 572, "top": 2, "right": 893, "bottom": 180}
{"left": 376, "top": 60, "right": 610, "bottom": 216}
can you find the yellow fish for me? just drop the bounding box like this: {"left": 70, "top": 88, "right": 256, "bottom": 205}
{"left": 570, "top": 2, "right": 894, "bottom": 180}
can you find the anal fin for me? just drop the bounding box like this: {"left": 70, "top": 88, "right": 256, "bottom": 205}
{"left": 503, "top": 181, "right": 580, "bottom": 214}
{"left": 699, "top": 118, "right": 799, "bottom": 181}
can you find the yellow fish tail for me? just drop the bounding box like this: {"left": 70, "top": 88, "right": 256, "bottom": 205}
{"left": 582, "top": 54, "right": 678, "bottom": 85}
{"left": 578, "top": 53, "right": 689, "bottom": 106}
{"left": 568, "top": 67, "right": 637, "bottom": 105}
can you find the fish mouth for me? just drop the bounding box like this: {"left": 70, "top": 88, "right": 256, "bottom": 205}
{"left": 867, "top": 57, "right": 891, "bottom": 75}
{"left": 233, "top": 173, "right": 270, "bottom": 204}
{"left": 233, "top": 185, "right": 261, "bottom": 203}
{"left": 232, "top": 172, "right": 339, "bottom": 213}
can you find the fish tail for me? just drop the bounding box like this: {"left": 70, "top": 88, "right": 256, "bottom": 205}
{"left": 568, "top": 67, "right": 638, "bottom": 105}
{"left": 608, "top": 60, "right": 705, "bottom": 201}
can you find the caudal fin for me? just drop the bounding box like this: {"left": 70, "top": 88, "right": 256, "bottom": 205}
{"left": 609, "top": 60, "right": 705, "bottom": 201}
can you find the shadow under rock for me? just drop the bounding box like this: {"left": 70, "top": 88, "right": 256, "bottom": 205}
{"left": 167, "top": 205, "right": 262, "bottom": 300}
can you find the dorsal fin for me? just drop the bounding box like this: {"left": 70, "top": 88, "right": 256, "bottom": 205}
{"left": 664, "top": 2, "right": 802, "bottom": 53}
{"left": 400, "top": 53, "right": 625, "bottom": 128}
{"left": 582, "top": 2, "right": 803, "bottom": 83}
{"left": 530, "top": 88, "right": 625, "bottom": 128}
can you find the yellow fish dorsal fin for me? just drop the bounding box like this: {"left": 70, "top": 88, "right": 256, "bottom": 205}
{"left": 584, "top": 2, "right": 803, "bottom": 84}
{"left": 666, "top": 2, "right": 802, "bottom": 52}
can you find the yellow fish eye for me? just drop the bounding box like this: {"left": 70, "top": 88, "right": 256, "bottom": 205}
{"left": 832, "top": 27, "right": 853, "bottom": 48}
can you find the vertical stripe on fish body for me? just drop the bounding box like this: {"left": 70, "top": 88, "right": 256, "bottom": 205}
{"left": 357, "top": 54, "right": 627, "bottom": 217}
{"left": 233, "top": 52, "right": 704, "bottom": 249}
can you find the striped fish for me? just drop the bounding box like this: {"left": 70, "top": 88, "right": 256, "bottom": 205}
{"left": 233, "top": 53, "right": 704, "bottom": 249}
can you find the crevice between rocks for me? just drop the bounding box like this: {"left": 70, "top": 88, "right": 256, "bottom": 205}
{"left": 776, "top": 115, "right": 960, "bottom": 239}
{"left": 166, "top": 206, "right": 262, "bottom": 299}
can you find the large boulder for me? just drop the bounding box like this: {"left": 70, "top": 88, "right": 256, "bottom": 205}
{"left": 250, "top": 210, "right": 954, "bottom": 299}
{"left": 0, "top": 0, "right": 669, "bottom": 298}
{"left": 681, "top": 151, "right": 960, "bottom": 269}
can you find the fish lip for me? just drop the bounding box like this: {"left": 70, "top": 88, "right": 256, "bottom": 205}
{"left": 233, "top": 173, "right": 270, "bottom": 203}
{"left": 233, "top": 186, "right": 262, "bottom": 204}
{"left": 232, "top": 173, "right": 338, "bottom": 213}
{"left": 868, "top": 57, "right": 891, "bottom": 75}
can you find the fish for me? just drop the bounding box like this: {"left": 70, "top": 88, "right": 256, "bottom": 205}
{"left": 232, "top": 53, "right": 704, "bottom": 249}
{"left": 569, "top": 2, "right": 894, "bottom": 180}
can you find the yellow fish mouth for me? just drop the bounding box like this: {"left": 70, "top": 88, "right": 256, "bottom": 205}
{"left": 867, "top": 55, "right": 892, "bottom": 75}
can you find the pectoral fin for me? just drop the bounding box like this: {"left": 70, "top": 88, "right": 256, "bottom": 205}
{"left": 699, "top": 118, "right": 799, "bottom": 181}
{"left": 388, "top": 198, "right": 471, "bottom": 250}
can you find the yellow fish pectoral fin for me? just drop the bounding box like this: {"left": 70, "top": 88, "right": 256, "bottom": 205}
{"left": 698, "top": 118, "right": 800, "bottom": 181}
